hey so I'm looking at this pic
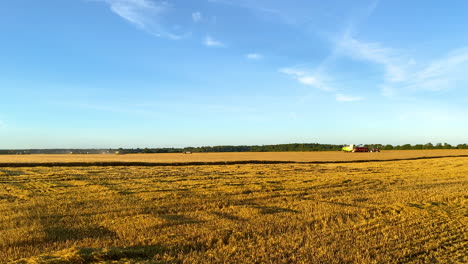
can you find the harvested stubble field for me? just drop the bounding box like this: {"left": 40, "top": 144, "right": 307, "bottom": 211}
{"left": 1, "top": 149, "right": 468, "bottom": 165}
{"left": 0, "top": 153, "right": 467, "bottom": 263}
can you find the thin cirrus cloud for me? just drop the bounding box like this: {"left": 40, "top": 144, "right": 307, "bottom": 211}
{"left": 100, "top": 0, "right": 186, "bottom": 40}
{"left": 336, "top": 33, "right": 408, "bottom": 83}
{"left": 283, "top": 24, "right": 468, "bottom": 101}
{"left": 246, "top": 53, "right": 263, "bottom": 60}
{"left": 277, "top": 0, "right": 466, "bottom": 101}
{"left": 410, "top": 47, "right": 468, "bottom": 91}
{"left": 336, "top": 33, "right": 468, "bottom": 95}
{"left": 204, "top": 36, "right": 224, "bottom": 47}
{"left": 279, "top": 67, "right": 367, "bottom": 103}
{"left": 99, "top": 1, "right": 227, "bottom": 48}
{"left": 207, "top": 0, "right": 294, "bottom": 24}
{"left": 192, "top": 11, "right": 202, "bottom": 22}
{"left": 279, "top": 68, "right": 333, "bottom": 92}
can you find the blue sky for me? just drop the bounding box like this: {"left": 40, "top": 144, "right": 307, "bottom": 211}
{"left": 1, "top": 0, "right": 468, "bottom": 148}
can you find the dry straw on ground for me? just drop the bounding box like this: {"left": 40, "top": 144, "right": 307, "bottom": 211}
{"left": 2, "top": 149, "right": 468, "bottom": 164}
{"left": 0, "top": 153, "right": 466, "bottom": 263}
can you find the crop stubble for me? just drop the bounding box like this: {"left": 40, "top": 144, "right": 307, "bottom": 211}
{"left": 0, "top": 154, "right": 466, "bottom": 263}
{"left": 1, "top": 149, "right": 468, "bottom": 164}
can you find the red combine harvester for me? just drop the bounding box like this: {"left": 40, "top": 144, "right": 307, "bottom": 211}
{"left": 353, "top": 146, "right": 369, "bottom": 152}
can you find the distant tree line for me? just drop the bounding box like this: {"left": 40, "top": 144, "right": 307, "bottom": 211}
{"left": 373, "top": 143, "right": 468, "bottom": 150}
{"left": 1, "top": 143, "right": 467, "bottom": 155}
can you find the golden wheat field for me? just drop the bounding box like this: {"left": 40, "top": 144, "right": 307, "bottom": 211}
{"left": 2, "top": 149, "right": 468, "bottom": 164}
{"left": 0, "top": 153, "right": 467, "bottom": 263}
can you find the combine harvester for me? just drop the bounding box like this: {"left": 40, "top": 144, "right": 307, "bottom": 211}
{"left": 342, "top": 144, "right": 380, "bottom": 152}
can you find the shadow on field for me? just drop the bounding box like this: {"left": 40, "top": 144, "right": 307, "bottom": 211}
{"left": 11, "top": 237, "right": 219, "bottom": 263}
{"left": 211, "top": 211, "right": 246, "bottom": 221}
{"left": 76, "top": 245, "right": 167, "bottom": 262}
{"left": 44, "top": 226, "right": 116, "bottom": 242}
{"left": 0, "top": 169, "right": 27, "bottom": 177}
{"left": 10, "top": 245, "right": 169, "bottom": 263}
{"left": 157, "top": 214, "right": 204, "bottom": 228}
{"left": 20, "top": 203, "right": 119, "bottom": 250}
{"left": 0, "top": 194, "right": 21, "bottom": 202}
{"left": 319, "top": 200, "right": 367, "bottom": 209}
{"left": 253, "top": 205, "right": 299, "bottom": 215}
{"left": 9, "top": 225, "right": 118, "bottom": 254}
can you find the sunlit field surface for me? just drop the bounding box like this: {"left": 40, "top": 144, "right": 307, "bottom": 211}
{"left": 1, "top": 156, "right": 467, "bottom": 263}
{"left": 0, "top": 150, "right": 468, "bottom": 165}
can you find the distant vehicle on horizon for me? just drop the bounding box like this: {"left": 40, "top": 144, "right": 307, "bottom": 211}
{"left": 342, "top": 144, "right": 379, "bottom": 152}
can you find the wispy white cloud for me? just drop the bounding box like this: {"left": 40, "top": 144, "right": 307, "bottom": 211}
{"left": 207, "top": 0, "right": 294, "bottom": 24}
{"left": 334, "top": 32, "right": 468, "bottom": 95}
{"left": 100, "top": 0, "right": 186, "bottom": 39}
{"left": 192, "top": 11, "right": 202, "bottom": 22}
{"left": 417, "top": 49, "right": 468, "bottom": 80}
{"left": 336, "top": 34, "right": 408, "bottom": 83}
{"left": 246, "top": 53, "right": 263, "bottom": 60}
{"left": 204, "top": 35, "right": 224, "bottom": 47}
{"left": 336, "top": 94, "right": 363, "bottom": 102}
{"left": 279, "top": 67, "right": 333, "bottom": 92}
{"left": 277, "top": 1, "right": 378, "bottom": 103}
{"left": 280, "top": 66, "right": 366, "bottom": 102}
{"left": 410, "top": 48, "right": 468, "bottom": 91}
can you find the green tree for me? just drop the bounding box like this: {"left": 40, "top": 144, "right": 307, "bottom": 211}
{"left": 423, "top": 143, "right": 434, "bottom": 149}
{"left": 413, "top": 144, "right": 423, "bottom": 150}
{"left": 400, "top": 144, "right": 412, "bottom": 150}
{"left": 142, "top": 148, "right": 153, "bottom": 153}
{"left": 383, "top": 145, "right": 394, "bottom": 150}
